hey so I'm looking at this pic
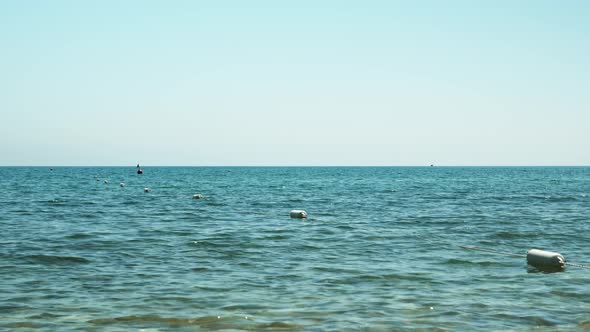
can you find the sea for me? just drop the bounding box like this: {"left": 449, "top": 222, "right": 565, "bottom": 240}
{"left": 1, "top": 166, "right": 589, "bottom": 331}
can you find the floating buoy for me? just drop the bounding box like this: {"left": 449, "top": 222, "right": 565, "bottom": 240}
{"left": 137, "top": 169, "right": 143, "bottom": 174}
{"left": 144, "top": 187, "right": 151, "bottom": 193}
{"left": 460, "top": 246, "right": 574, "bottom": 272}
{"left": 193, "top": 194, "right": 204, "bottom": 199}
{"left": 527, "top": 249, "right": 565, "bottom": 270}
{"left": 290, "top": 210, "right": 308, "bottom": 218}
{"left": 120, "top": 182, "right": 125, "bottom": 187}
{"left": 104, "top": 180, "right": 109, "bottom": 184}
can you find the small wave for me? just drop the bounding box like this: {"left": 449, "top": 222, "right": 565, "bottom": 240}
{"left": 311, "top": 212, "right": 337, "bottom": 217}
{"left": 6, "top": 322, "right": 38, "bottom": 328}
{"left": 88, "top": 314, "right": 303, "bottom": 330}
{"left": 297, "top": 244, "right": 323, "bottom": 250}
{"left": 550, "top": 290, "right": 590, "bottom": 299}
{"left": 46, "top": 199, "right": 64, "bottom": 204}
{"left": 528, "top": 194, "right": 548, "bottom": 200}
{"left": 354, "top": 274, "right": 384, "bottom": 281}
{"left": 0, "top": 304, "right": 32, "bottom": 313}
{"left": 381, "top": 273, "right": 432, "bottom": 282}
{"left": 66, "top": 233, "right": 94, "bottom": 239}
{"left": 311, "top": 266, "right": 359, "bottom": 274}
{"left": 190, "top": 267, "right": 210, "bottom": 272}
{"left": 526, "top": 266, "right": 564, "bottom": 274}
{"left": 221, "top": 304, "right": 269, "bottom": 311}
{"left": 523, "top": 316, "right": 556, "bottom": 326}
{"left": 251, "top": 202, "right": 276, "bottom": 209}
{"left": 264, "top": 235, "right": 290, "bottom": 241}
{"left": 254, "top": 321, "right": 303, "bottom": 330}
{"left": 22, "top": 254, "right": 90, "bottom": 265}
{"left": 545, "top": 196, "right": 579, "bottom": 203}
{"left": 206, "top": 202, "right": 225, "bottom": 207}
{"left": 27, "top": 312, "right": 63, "bottom": 319}
{"left": 78, "top": 213, "right": 99, "bottom": 219}
{"left": 10, "top": 209, "right": 33, "bottom": 215}
{"left": 152, "top": 296, "right": 194, "bottom": 303}
{"left": 89, "top": 314, "right": 221, "bottom": 326}
{"left": 420, "top": 194, "right": 462, "bottom": 201}
{"left": 493, "top": 231, "right": 537, "bottom": 240}
{"left": 186, "top": 240, "right": 224, "bottom": 248}
{"left": 493, "top": 313, "right": 556, "bottom": 326}
{"left": 446, "top": 258, "right": 472, "bottom": 265}
{"left": 445, "top": 258, "right": 501, "bottom": 267}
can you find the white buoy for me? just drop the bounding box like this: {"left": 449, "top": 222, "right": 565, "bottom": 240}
{"left": 104, "top": 180, "right": 109, "bottom": 184}
{"left": 120, "top": 182, "right": 126, "bottom": 187}
{"left": 290, "top": 210, "right": 308, "bottom": 218}
{"left": 144, "top": 187, "right": 151, "bottom": 193}
{"left": 527, "top": 249, "right": 565, "bottom": 270}
{"left": 193, "top": 194, "right": 204, "bottom": 199}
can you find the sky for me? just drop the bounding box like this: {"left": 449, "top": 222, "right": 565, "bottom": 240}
{"left": 1, "top": 0, "right": 588, "bottom": 166}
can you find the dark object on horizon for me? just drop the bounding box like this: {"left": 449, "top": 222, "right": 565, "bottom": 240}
{"left": 430, "top": 164, "right": 434, "bottom": 167}
{"left": 137, "top": 169, "right": 143, "bottom": 174}
{"left": 137, "top": 163, "right": 140, "bottom": 168}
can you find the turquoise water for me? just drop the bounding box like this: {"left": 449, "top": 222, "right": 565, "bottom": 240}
{"left": 1, "top": 167, "right": 589, "bottom": 331}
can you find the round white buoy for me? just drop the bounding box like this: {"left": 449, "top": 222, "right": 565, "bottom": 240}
{"left": 290, "top": 210, "right": 308, "bottom": 218}
{"left": 104, "top": 180, "right": 109, "bottom": 184}
{"left": 144, "top": 187, "right": 151, "bottom": 193}
{"left": 193, "top": 194, "right": 204, "bottom": 199}
{"left": 527, "top": 249, "right": 565, "bottom": 270}
{"left": 120, "top": 182, "right": 126, "bottom": 187}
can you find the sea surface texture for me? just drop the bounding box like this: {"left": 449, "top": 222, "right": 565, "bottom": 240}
{"left": 1, "top": 167, "right": 589, "bottom": 331}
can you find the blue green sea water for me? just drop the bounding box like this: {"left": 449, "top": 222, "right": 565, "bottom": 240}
{"left": 1, "top": 166, "right": 589, "bottom": 331}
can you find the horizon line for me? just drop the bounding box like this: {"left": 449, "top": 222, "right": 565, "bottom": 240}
{"left": 0, "top": 165, "right": 588, "bottom": 168}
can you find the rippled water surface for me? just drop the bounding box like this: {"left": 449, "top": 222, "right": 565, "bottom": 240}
{"left": 1, "top": 167, "right": 589, "bottom": 331}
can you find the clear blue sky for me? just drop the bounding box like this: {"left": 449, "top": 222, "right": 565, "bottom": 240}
{"left": 1, "top": 0, "right": 588, "bottom": 166}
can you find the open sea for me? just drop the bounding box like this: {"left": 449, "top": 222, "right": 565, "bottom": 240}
{"left": 1, "top": 166, "right": 589, "bottom": 331}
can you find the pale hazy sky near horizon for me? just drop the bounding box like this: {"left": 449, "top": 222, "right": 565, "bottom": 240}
{"left": 1, "top": 0, "right": 588, "bottom": 166}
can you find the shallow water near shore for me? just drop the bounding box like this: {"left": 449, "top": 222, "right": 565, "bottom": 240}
{"left": 1, "top": 166, "right": 589, "bottom": 331}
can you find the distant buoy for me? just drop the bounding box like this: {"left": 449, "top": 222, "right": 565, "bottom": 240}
{"left": 137, "top": 163, "right": 140, "bottom": 168}
{"left": 120, "top": 182, "right": 125, "bottom": 187}
{"left": 290, "top": 210, "right": 308, "bottom": 218}
{"left": 193, "top": 194, "right": 204, "bottom": 199}
{"left": 144, "top": 187, "right": 151, "bottom": 193}
{"left": 527, "top": 249, "right": 565, "bottom": 270}
{"left": 461, "top": 245, "right": 590, "bottom": 271}
{"left": 104, "top": 180, "right": 109, "bottom": 184}
{"left": 137, "top": 169, "right": 143, "bottom": 174}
